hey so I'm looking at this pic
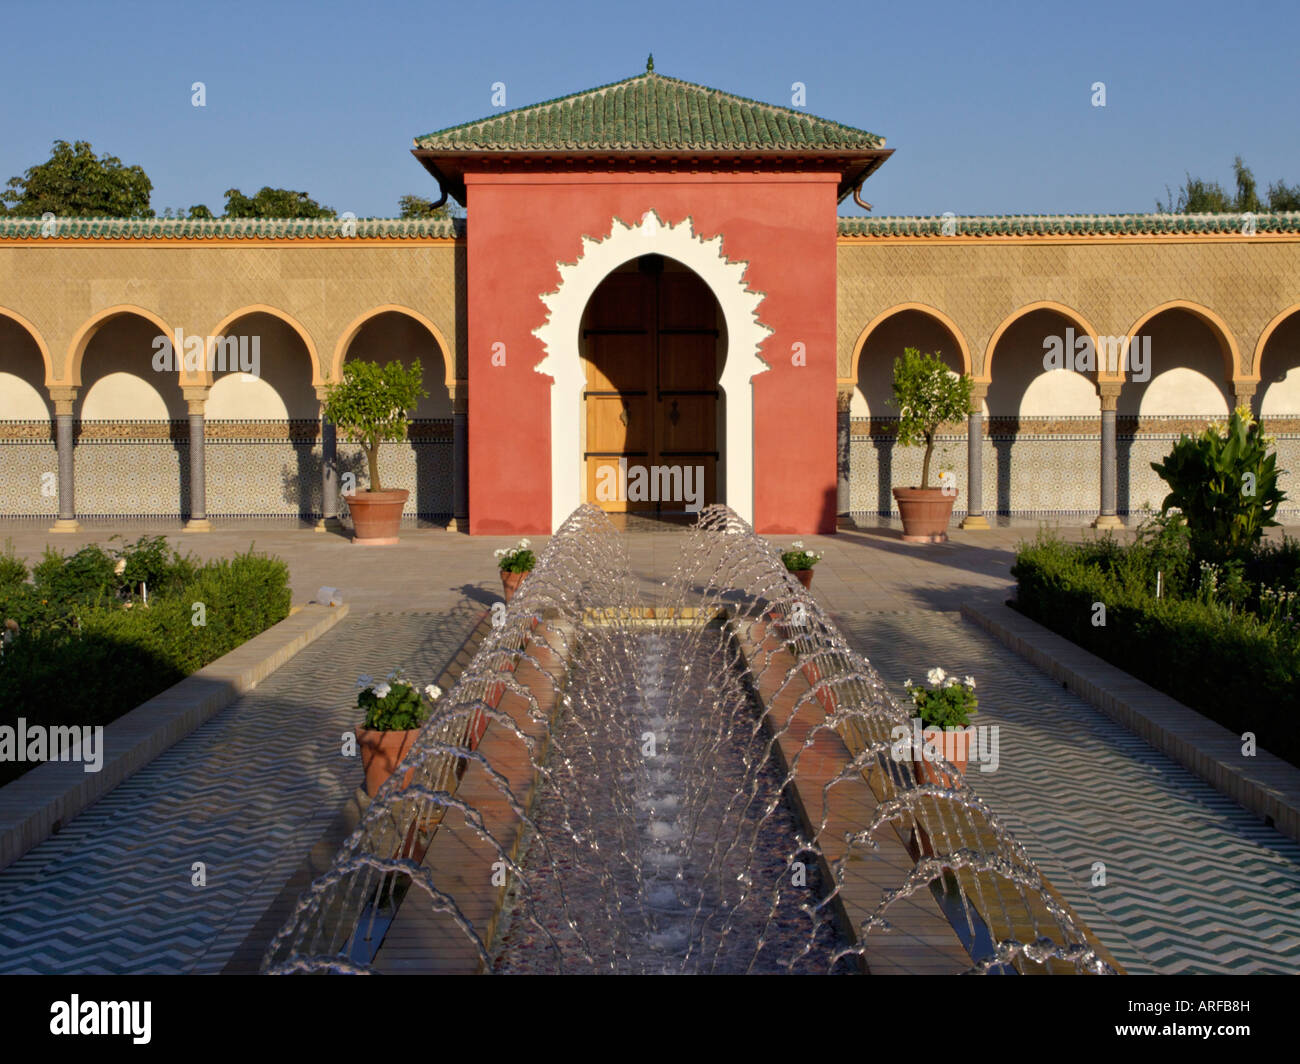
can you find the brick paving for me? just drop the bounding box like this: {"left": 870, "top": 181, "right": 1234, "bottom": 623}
{"left": 0, "top": 608, "right": 481, "bottom": 974}
{"left": 831, "top": 609, "right": 1300, "bottom": 975}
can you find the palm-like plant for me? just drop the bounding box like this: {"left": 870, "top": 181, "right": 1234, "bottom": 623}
{"left": 1151, "top": 407, "right": 1286, "bottom": 565}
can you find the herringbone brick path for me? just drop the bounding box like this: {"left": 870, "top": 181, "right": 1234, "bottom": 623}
{"left": 833, "top": 609, "right": 1300, "bottom": 975}
{"left": 0, "top": 607, "right": 482, "bottom": 974}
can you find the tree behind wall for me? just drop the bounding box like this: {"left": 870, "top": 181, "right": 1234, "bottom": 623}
{"left": 1158, "top": 156, "right": 1300, "bottom": 213}
{"left": 223, "top": 186, "right": 336, "bottom": 218}
{"left": 1, "top": 140, "right": 153, "bottom": 217}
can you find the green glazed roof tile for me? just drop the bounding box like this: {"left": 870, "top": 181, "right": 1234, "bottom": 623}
{"left": 836, "top": 213, "right": 1300, "bottom": 237}
{"left": 413, "top": 69, "right": 886, "bottom": 153}
{"left": 0, "top": 216, "right": 461, "bottom": 240}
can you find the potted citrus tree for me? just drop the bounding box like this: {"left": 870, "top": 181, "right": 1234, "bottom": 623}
{"left": 889, "top": 348, "right": 973, "bottom": 543}
{"left": 781, "top": 541, "right": 822, "bottom": 589}
{"left": 903, "top": 668, "right": 977, "bottom": 787}
{"left": 323, "top": 358, "right": 427, "bottom": 544}
{"left": 354, "top": 673, "right": 442, "bottom": 797}
{"left": 495, "top": 539, "right": 536, "bottom": 602}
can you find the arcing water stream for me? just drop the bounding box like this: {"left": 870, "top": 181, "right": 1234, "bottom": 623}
{"left": 263, "top": 505, "right": 1114, "bottom": 975}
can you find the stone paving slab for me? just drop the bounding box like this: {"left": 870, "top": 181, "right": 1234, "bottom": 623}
{"left": 0, "top": 607, "right": 483, "bottom": 974}
{"left": 964, "top": 603, "right": 1300, "bottom": 845}
{"left": 831, "top": 608, "right": 1300, "bottom": 975}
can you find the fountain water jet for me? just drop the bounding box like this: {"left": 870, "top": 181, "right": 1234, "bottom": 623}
{"left": 263, "top": 504, "right": 1115, "bottom": 975}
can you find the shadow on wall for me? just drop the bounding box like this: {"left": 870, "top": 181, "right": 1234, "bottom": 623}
{"left": 1118, "top": 430, "right": 1131, "bottom": 514}
{"left": 993, "top": 435, "right": 1012, "bottom": 514}
{"left": 871, "top": 435, "right": 893, "bottom": 514}
{"left": 282, "top": 450, "right": 367, "bottom": 517}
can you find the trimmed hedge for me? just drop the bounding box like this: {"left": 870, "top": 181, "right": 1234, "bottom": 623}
{"left": 0, "top": 549, "right": 290, "bottom": 785}
{"left": 1011, "top": 533, "right": 1300, "bottom": 769}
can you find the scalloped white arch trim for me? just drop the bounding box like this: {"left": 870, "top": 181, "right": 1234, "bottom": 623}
{"left": 534, "top": 211, "right": 772, "bottom": 531}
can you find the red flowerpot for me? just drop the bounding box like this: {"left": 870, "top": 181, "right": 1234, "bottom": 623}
{"left": 792, "top": 568, "right": 815, "bottom": 589}
{"left": 501, "top": 569, "right": 529, "bottom": 602}
{"left": 356, "top": 725, "right": 421, "bottom": 797}
{"left": 346, "top": 489, "right": 409, "bottom": 545}
{"left": 912, "top": 725, "right": 970, "bottom": 789}
{"left": 893, "top": 487, "right": 957, "bottom": 543}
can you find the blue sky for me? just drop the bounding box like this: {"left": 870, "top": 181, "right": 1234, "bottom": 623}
{"left": 1, "top": 0, "right": 1296, "bottom": 218}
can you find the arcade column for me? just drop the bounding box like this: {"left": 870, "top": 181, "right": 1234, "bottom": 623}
{"left": 48, "top": 385, "right": 79, "bottom": 533}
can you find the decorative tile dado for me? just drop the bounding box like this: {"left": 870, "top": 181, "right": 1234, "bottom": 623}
{"left": 206, "top": 420, "right": 321, "bottom": 443}
{"left": 0, "top": 421, "right": 55, "bottom": 443}
{"left": 74, "top": 421, "right": 188, "bottom": 442}
{"left": 0, "top": 418, "right": 457, "bottom": 445}
{"left": 847, "top": 415, "right": 1300, "bottom": 438}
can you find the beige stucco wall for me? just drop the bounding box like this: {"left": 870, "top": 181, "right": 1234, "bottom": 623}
{"left": 0, "top": 240, "right": 464, "bottom": 388}
{"left": 2, "top": 231, "right": 1298, "bottom": 422}
{"left": 837, "top": 236, "right": 1300, "bottom": 384}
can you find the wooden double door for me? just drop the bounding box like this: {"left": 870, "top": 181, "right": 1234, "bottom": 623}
{"left": 583, "top": 257, "right": 719, "bottom": 513}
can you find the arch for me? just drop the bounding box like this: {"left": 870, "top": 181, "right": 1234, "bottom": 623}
{"left": 983, "top": 301, "right": 1103, "bottom": 383}
{"left": 850, "top": 302, "right": 972, "bottom": 381}
{"left": 1250, "top": 304, "right": 1300, "bottom": 383}
{"left": 533, "top": 210, "right": 772, "bottom": 531}
{"left": 206, "top": 304, "right": 323, "bottom": 387}
{"left": 1123, "top": 300, "right": 1240, "bottom": 385}
{"left": 67, "top": 304, "right": 176, "bottom": 387}
{"left": 0, "top": 306, "right": 55, "bottom": 386}
{"left": 331, "top": 304, "right": 454, "bottom": 388}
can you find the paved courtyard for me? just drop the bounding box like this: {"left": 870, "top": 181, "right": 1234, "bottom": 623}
{"left": 0, "top": 514, "right": 1297, "bottom": 973}
{"left": 0, "top": 607, "right": 482, "bottom": 974}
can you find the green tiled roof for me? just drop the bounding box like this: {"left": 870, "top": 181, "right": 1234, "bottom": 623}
{"left": 0, "top": 216, "right": 461, "bottom": 240}
{"left": 837, "top": 213, "right": 1300, "bottom": 237}
{"left": 4, "top": 213, "right": 1295, "bottom": 241}
{"left": 414, "top": 68, "right": 885, "bottom": 153}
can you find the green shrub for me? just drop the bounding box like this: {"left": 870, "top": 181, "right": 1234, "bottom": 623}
{"left": 1151, "top": 408, "right": 1286, "bottom": 566}
{"left": 0, "top": 548, "right": 291, "bottom": 785}
{"left": 0, "top": 539, "right": 26, "bottom": 592}
{"left": 111, "top": 534, "right": 198, "bottom": 598}
{"left": 32, "top": 543, "right": 119, "bottom": 608}
{"left": 1011, "top": 529, "right": 1300, "bottom": 768}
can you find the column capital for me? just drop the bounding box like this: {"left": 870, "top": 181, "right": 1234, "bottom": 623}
{"left": 968, "top": 380, "right": 989, "bottom": 402}
{"left": 48, "top": 385, "right": 78, "bottom": 416}
{"left": 450, "top": 378, "right": 469, "bottom": 414}
{"left": 182, "top": 385, "right": 209, "bottom": 415}
{"left": 835, "top": 379, "right": 855, "bottom": 414}
{"left": 1232, "top": 380, "right": 1257, "bottom": 406}
{"left": 1097, "top": 381, "right": 1122, "bottom": 410}
{"left": 314, "top": 383, "right": 332, "bottom": 403}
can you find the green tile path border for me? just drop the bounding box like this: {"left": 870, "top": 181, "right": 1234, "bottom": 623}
{"left": 0, "top": 602, "right": 350, "bottom": 872}
{"left": 962, "top": 603, "right": 1300, "bottom": 846}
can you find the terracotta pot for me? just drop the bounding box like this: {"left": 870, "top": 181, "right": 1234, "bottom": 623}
{"left": 893, "top": 487, "right": 957, "bottom": 543}
{"left": 791, "top": 567, "right": 815, "bottom": 589}
{"left": 356, "top": 725, "right": 421, "bottom": 797}
{"left": 346, "top": 489, "right": 409, "bottom": 545}
{"left": 912, "top": 725, "right": 970, "bottom": 789}
{"left": 501, "top": 569, "right": 529, "bottom": 601}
